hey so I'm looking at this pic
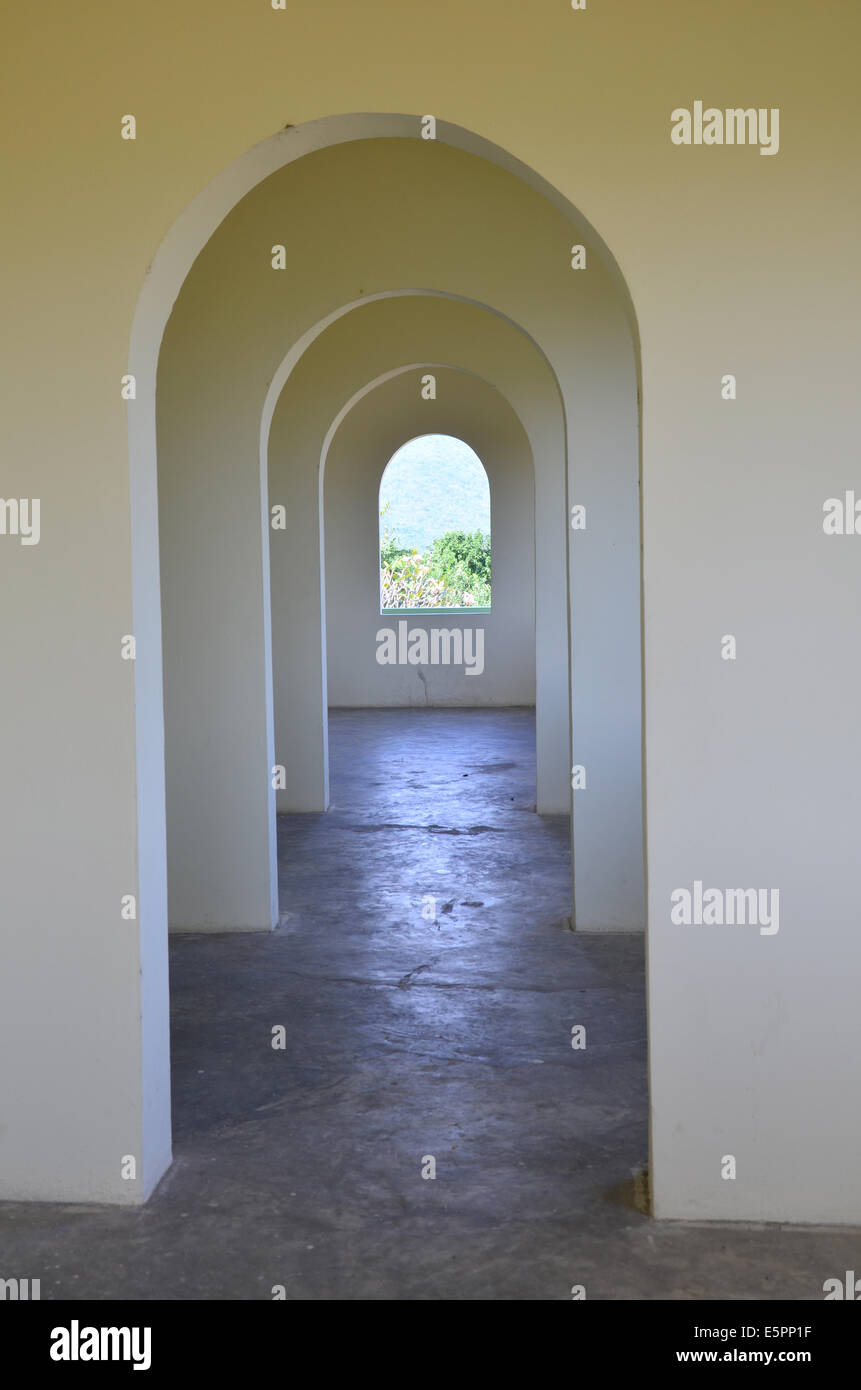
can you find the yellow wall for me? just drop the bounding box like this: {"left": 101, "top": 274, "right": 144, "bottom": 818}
{"left": 2, "top": 2, "right": 860, "bottom": 1217}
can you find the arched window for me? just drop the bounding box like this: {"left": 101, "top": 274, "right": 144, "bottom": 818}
{"left": 379, "top": 434, "right": 491, "bottom": 613}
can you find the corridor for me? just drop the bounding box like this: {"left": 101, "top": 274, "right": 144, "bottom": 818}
{"left": 2, "top": 711, "right": 856, "bottom": 1298}
{"left": 174, "top": 706, "right": 650, "bottom": 1297}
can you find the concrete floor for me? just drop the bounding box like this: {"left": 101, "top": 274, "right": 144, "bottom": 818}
{"left": 2, "top": 708, "right": 858, "bottom": 1299}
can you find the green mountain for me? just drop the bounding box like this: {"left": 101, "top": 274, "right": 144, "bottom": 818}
{"left": 379, "top": 434, "right": 491, "bottom": 553}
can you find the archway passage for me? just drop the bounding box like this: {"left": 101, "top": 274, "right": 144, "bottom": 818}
{"left": 0, "top": 113, "right": 643, "bottom": 1218}
{"left": 321, "top": 369, "right": 537, "bottom": 755}
{"left": 146, "top": 124, "right": 645, "bottom": 1254}
{"left": 260, "top": 341, "right": 636, "bottom": 1291}
{"left": 150, "top": 121, "right": 643, "bottom": 1224}
{"left": 2, "top": 0, "right": 858, "bottom": 1277}
{"left": 268, "top": 296, "right": 572, "bottom": 820}
{"left": 158, "top": 131, "right": 643, "bottom": 945}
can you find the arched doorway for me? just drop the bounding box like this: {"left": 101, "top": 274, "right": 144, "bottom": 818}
{"left": 130, "top": 114, "right": 642, "bottom": 1199}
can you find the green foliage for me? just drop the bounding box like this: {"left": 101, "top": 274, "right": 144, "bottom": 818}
{"left": 380, "top": 533, "right": 411, "bottom": 568}
{"left": 379, "top": 526, "right": 492, "bottom": 610}
{"left": 427, "top": 530, "right": 491, "bottom": 607}
{"left": 380, "top": 550, "right": 455, "bottom": 609}
{"left": 427, "top": 529, "right": 490, "bottom": 584}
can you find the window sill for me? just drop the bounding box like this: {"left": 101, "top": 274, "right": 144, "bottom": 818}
{"left": 380, "top": 607, "right": 492, "bottom": 617}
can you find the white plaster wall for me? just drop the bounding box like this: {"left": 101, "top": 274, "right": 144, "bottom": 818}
{"left": 157, "top": 346, "right": 278, "bottom": 933}
{"left": 324, "top": 373, "right": 535, "bottom": 709}
{"left": 0, "top": 317, "right": 168, "bottom": 1203}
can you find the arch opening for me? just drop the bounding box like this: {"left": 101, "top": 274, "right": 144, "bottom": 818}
{"left": 378, "top": 433, "right": 492, "bottom": 614}
{"left": 134, "top": 112, "right": 644, "bottom": 1214}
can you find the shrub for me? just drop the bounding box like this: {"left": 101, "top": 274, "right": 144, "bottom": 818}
{"left": 427, "top": 530, "right": 491, "bottom": 606}
{"left": 378, "top": 520, "right": 492, "bottom": 609}
{"left": 380, "top": 550, "right": 457, "bottom": 609}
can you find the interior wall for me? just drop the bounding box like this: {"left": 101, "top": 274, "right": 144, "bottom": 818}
{"left": 157, "top": 340, "right": 278, "bottom": 933}
{"left": 266, "top": 291, "right": 569, "bottom": 814}
{"left": 324, "top": 374, "right": 535, "bottom": 708}
{"left": 7, "top": 0, "right": 857, "bottom": 1219}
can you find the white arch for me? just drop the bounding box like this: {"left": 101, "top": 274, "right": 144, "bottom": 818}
{"left": 133, "top": 115, "right": 643, "bottom": 1205}
{"left": 265, "top": 294, "right": 574, "bottom": 818}
{"left": 130, "top": 114, "right": 638, "bottom": 385}
{"left": 137, "top": 121, "right": 640, "bottom": 945}
{"left": 323, "top": 377, "right": 535, "bottom": 719}
{"left": 318, "top": 358, "right": 539, "bottom": 469}
{"left": 270, "top": 352, "right": 552, "bottom": 812}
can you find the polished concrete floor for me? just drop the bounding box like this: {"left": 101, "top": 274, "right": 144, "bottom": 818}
{"left": 2, "top": 708, "right": 858, "bottom": 1299}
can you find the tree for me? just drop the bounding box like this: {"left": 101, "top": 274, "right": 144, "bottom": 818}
{"left": 427, "top": 530, "right": 491, "bottom": 606}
